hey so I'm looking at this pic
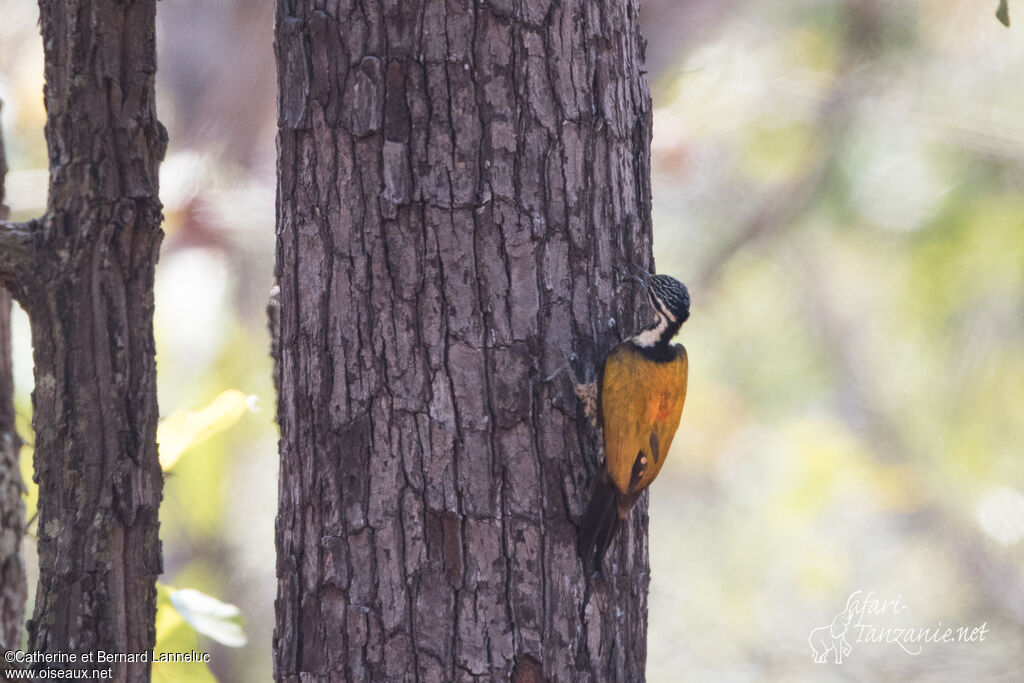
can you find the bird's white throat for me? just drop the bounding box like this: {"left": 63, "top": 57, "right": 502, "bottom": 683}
{"left": 632, "top": 313, "right": 676, "bottom": 348}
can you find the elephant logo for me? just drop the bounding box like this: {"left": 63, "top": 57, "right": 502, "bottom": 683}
{"left": 809, "top": 592, "right": 860, "bottom": 664}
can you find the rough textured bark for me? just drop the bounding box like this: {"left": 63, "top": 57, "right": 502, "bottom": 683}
{"left": 0, "top": 1, "right": 165, "bottom": 679}
{"left": 0, "top": 103, "right": 27, "bottom": 656}
{"left": 274, "top": 0, "right": 654, "bottom": 680}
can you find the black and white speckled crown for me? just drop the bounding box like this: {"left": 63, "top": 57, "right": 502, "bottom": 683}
{"left": 649, "top": 274, "right": 690, "bottom": 324}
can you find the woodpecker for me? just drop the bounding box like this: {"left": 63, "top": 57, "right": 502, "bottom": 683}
{"left": 557, "top": 269, "right": 690, "bottom": 574}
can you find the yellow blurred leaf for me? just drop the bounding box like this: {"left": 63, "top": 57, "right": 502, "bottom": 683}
{"left": 868, "top": 463, "right": 921, "bottom": 511}
{"left": 19, "top": 442, "right": 37, "bottom": 527}
{"left": 158, "top": 390, "right": 254, "bottom": 470}
{"left": 739, "top": 121, "right": 816, "bottom": 185}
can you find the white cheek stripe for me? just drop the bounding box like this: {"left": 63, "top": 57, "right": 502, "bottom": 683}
{"left": 650, "top": 294, "right": 677, "bottom": 322}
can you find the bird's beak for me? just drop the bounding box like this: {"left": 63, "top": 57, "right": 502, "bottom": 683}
{"left": 630, "top": 264, "right": 652, "bottom": 291}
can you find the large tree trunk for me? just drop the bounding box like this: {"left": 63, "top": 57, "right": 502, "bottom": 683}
{"left": 0, "top": 103, "right": 27, "bottom": 657}
{"left": 274, "top": 1, "right": 654, "bottom": 680}
{"left": 0, "top": 1, "right": 165, "bottom": 679}
{"left": 0, "top": 289, "right": 23, "bottom": 658}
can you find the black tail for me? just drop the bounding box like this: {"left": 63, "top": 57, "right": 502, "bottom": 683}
{"left": 578, "top": 467, "right": 621, "bottom": 575}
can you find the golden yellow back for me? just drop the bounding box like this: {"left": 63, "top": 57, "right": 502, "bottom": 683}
{"left": 600, "top": 343, "right": 689, "bottom": 497}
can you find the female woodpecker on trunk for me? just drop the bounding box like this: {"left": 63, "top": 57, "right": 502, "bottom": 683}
{"left": 557, "top": 270, "right": 690, "bottom": 574}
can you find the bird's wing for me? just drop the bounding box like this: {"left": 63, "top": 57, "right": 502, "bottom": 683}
{"left": 601, "top": 345, "right": 656, "bottom": 495}
{"left": 636, "top": 347, "right": 688, "bottom": 494}
{"left": 600, "top": 345, "right": 688, "bottom": 497}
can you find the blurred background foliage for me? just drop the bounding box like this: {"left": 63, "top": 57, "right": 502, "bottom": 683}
{"left": 1, "top": 0, "right": 1022, "bottom": 680}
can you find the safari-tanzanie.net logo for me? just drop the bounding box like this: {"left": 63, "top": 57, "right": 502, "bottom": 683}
{"left": 808, "top": 590, "right": 989, "bottom": 664}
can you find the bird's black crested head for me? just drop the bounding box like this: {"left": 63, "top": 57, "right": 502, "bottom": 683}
{"left": 648, "top": 274, "right": 690, "bottom": 324}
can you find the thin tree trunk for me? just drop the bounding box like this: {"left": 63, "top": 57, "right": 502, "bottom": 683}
{"left": 0, "top": 103, "right": 27, "bottom": 657}
{"left": 274, "top": 1, "right": 654, "bottom": 680}
{"left": 0, "top": 2, "right": 165, "bottom": 679}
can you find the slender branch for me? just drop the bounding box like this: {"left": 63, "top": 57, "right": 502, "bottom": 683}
{"left": 694, "top": 0, "right": 881, "bottom": 292}
{"left": 0, "top": 220, "right": 36, "bottom": 286}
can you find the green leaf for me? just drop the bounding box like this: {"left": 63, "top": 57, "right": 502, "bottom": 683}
{"left": 997, "top": 0, "right": 1010, "bottom": 27}
{"left": 169, "top": 587, "right": 248, "bottom": 648}
{"left": 157, "top": 389, "right": 255, "bottom": 470}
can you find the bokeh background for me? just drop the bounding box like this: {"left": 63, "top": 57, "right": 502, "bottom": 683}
{"left": 2, "top": 0, "right": 1023, "bottom": 680}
